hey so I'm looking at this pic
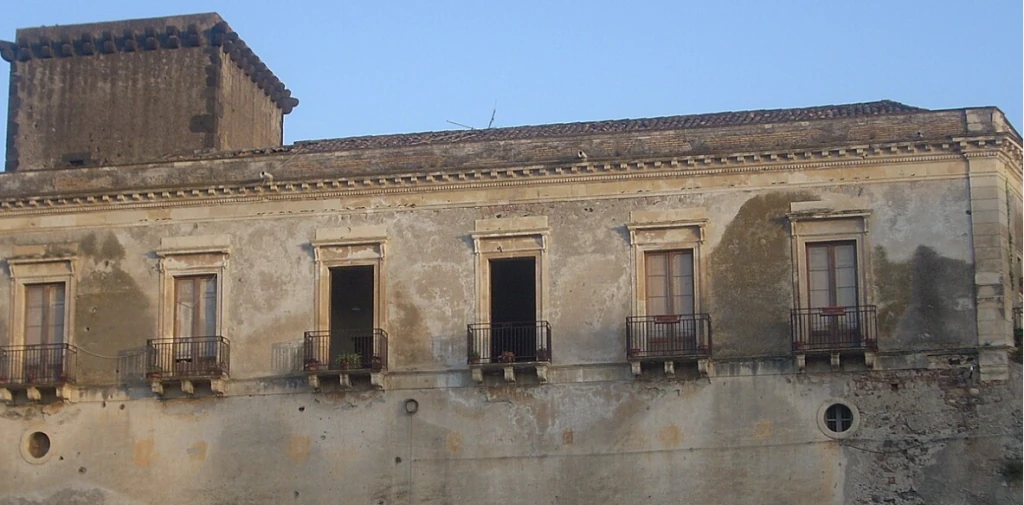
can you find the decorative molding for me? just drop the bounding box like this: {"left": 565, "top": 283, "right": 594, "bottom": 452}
{"left": 0, "top": 136, "right": 1017, "bottom": 218}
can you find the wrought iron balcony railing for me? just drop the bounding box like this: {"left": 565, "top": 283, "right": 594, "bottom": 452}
{"left": 146, "top": 336, "right": 230, "bottom": 380}
{"left": 1013, "top": 306, "right": 1022, "bottom": 348}
{"left": 302, "top": 329, "right": 388, "bottom": 372}
{"left": 791, "top": 306, "right": 878, "bottom": 352}
{"left": 467, "top": 321, "right": 552, "bottom": 364}
{"left": 626, "top": 314, "right": 712, "bottom": 360}
{"left": 0, "top": 343, "right": 77, "bottom": 386}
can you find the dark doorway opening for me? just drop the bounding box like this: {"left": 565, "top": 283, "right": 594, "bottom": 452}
{"left": 489, "top": 257, "right": 536, "bottom": 362}
{"left": 330, "top": 266, "right": 375, "bottom": 365}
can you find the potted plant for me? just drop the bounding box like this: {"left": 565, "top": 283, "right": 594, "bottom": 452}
{"left": 500, "top": 351, "right": 516, "bottom": 364}
{"left": 335, "top": 353, "right": 362, "bottom": 370}
{"left": 469, "top": 350, "right": 482, "bottom": 364}
{"left": 145, "top": 366, "right": 163, "bottom": 380}
{"left": 628, "top": 347, "right": 641, "bottom": 358}
{"left": 304, "top": 357, "right": 321, "bottom": 372}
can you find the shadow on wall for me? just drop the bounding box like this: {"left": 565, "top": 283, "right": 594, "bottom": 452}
{"left": 77, "top": 233, "right": 152, "bottom": 384}
{"left": 874, "top": 245, "right": 975, "bottom": 349}
{"left": 272, "top": 340, "right": 304, "bottom": 374}
{"left": 117, "top": 346, "right": 149, "bottom": 384}
{"left": 709, "top": 192, "right": 814, "bottom": 357}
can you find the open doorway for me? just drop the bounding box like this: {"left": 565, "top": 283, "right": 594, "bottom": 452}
{"left": 489, "top": 257, "right": 536, "bottom": 361}
{"left": 330, "top": 265, "right": 375, "bottom": 367}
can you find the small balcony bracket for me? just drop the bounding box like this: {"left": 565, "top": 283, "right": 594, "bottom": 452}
{"left": 370, "top": 372, "right": 385, "bottom": 390}
{"left": 26, "top": 387, "right": 41, "bottom": 402}
{"left": 864, "top": 352, "right": 877, "bottom": 369}
{"left": 830, "top": 353, "right": 841, "bottom": 370}
{"left": 503, "top": 366, "right": 516, "bottom": 383}
{"left": 211, "top": 379, "right": 227, "bottom": 395}
{"left": 471, "top": 367, "right": 484, "bottom": 384}
{"left": 181, "top": 379, "right": 195, "bottom": 396}
{"left": 150, "top": 380, "right": 165, "bottom": 396}
{"left": 795, "top": 353, "right": 807, "bottom": 373}
{"left": 663, "top": 361, "right": 676, "bottom": 378}
{"left": 57, "top": 384, "right": 75, "bottom": 402}
{"left": 630, "top": 360, "right": 642, "bottom": 378}
{"left": 307, "top": 374, "right": 321, "bottom": 391}
{"left": 0, "top": 388, "right": 12, "bottom": 404}
{"left": 698, "top": 358, "right": 712, "bottom": 378}
{"left": 536, "top": 364, "right": 549, "bottom": 383}
{"left": 338, "top": 373, "right": 352, "bottom": 389}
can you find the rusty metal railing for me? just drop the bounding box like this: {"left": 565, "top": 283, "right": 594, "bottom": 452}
{"left": 626, "top": 314, "right": 711, "bottom": 360}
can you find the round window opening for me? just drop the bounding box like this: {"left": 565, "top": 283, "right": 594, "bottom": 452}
{"left": 824, "top": 403, "right": 854, "bottom": 433}
{"left": 28, "top": 432, "right": 51, "bottom": 459}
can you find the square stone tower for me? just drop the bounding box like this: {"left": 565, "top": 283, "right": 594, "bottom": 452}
{"left": 0, "top": 13, "right": 298, "bottom": 171}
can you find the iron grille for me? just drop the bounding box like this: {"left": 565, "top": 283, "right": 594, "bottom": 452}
{"left": 0, "top": 343, "right": 77, "bottom": 386}
{"left": 467, "top": 321, "right": 552, "bottom": 364}
{"left": 146, "top": 336, "right": 230, "bottom": 380}
{"left": 791, "top": 306, "right": 878, "bottom": 352}
{"left": 302, "top": 329, "right": 388, "bottom": 372}
{"left": 626, "top": 314, "right": 712, "bottom": 360}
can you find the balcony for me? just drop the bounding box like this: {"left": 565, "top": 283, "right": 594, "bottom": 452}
{"left": 146, "top": 336, "right": 230, "bottom": 395}
{"left": 791, "top": 306, "right": 878, "bottom": 370}
{"left": 626, "top": 315, "right": 711, "bottom": 377}
{"left": 467, "top": 321, "right": 551, "bottom": 383}
{"left": 0, "top": 343, "right": 77, "bottom": 402}
{"left": 302, "top": 329, "right": 388, "bottom": 389}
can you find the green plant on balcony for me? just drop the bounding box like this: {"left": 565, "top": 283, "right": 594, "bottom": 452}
{"left": 334, "top": 352, "right": 362, "bottom": 370}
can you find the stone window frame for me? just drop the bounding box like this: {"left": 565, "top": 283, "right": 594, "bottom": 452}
{"left": 787, "top": 200, "right": 874, "bottom": 310}
{"left": 7, "top": 253, "right": 78, "bottom": 348}
{"left": 469, "top": 216, "right": 550, "bottom": 325}
{"left": 626, "top": 209, "right": 709, "bottom": 318}
{"left": 311, "top": 226, "right": 389, "bottom": 334}
{"left": 155, "top": 236, "right": 231, "bottom": 340}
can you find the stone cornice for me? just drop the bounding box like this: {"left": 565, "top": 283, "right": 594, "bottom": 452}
{"left": 0, "top": 135, "right": 1014, "bottom": 218}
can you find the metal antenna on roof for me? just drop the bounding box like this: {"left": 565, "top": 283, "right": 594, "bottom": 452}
{"left": 446, "top": 100, "right": 498, "bottom": 130}
{"left": 446, "top": 120, "right": 475, "bottom": 130}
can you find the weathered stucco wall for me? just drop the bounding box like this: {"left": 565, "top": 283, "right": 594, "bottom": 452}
{"left": 0, "top": 366, "right": 1019, "bottom": 504}
{"left": 0, "top": 176, "right": 979, "bottom": 379}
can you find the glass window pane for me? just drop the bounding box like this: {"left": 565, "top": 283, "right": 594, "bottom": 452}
{"left": 836, "top": 286, "right": 858, "bottom": 308}
{"left": 808, "top": 246, "right": 829, "bottom": 270}
{"left": 176, "top": 278, "right": 195, "bottom": 338}
{"left": 835, "top": 245, "right": 856, "bottom": 268}
{"left": 25, "top": 324, "right": 42, "bottom": 346}
{"left": 647, "top": 276, "right": 667, "bottom": 298}
{"left": 809, "top": 289, "right": 831, "bottom": 308}
{"left": 200, "top": 277, "right": 217, "bottom": 337}
{"left": 809, "top": 270, "right": 831, "bottom": 292}
{"left": 673, "top": 296, "right": 694, "bottom": 315}
{"left": 647, "top": 253, "right": 666, "bottom": 275}
{"left": 26, "top": 285, "right": 44, "bottom": 309}
{"left": 648, "top": 296, "right": 668, "bottom": 316}
{"left": 836, "top": 266, "right": 857, "bottom": 291}
{"left": 673, "top": 252, "right": 694, "bottom": 277}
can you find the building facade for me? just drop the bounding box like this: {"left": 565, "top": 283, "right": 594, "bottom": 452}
{"left": 0, "top": 13, "right": 1021, "bottom": 505}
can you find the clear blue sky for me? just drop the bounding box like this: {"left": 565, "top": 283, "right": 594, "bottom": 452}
{"left": 2, "top": 1, "right": 1021, "bottom": 148}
